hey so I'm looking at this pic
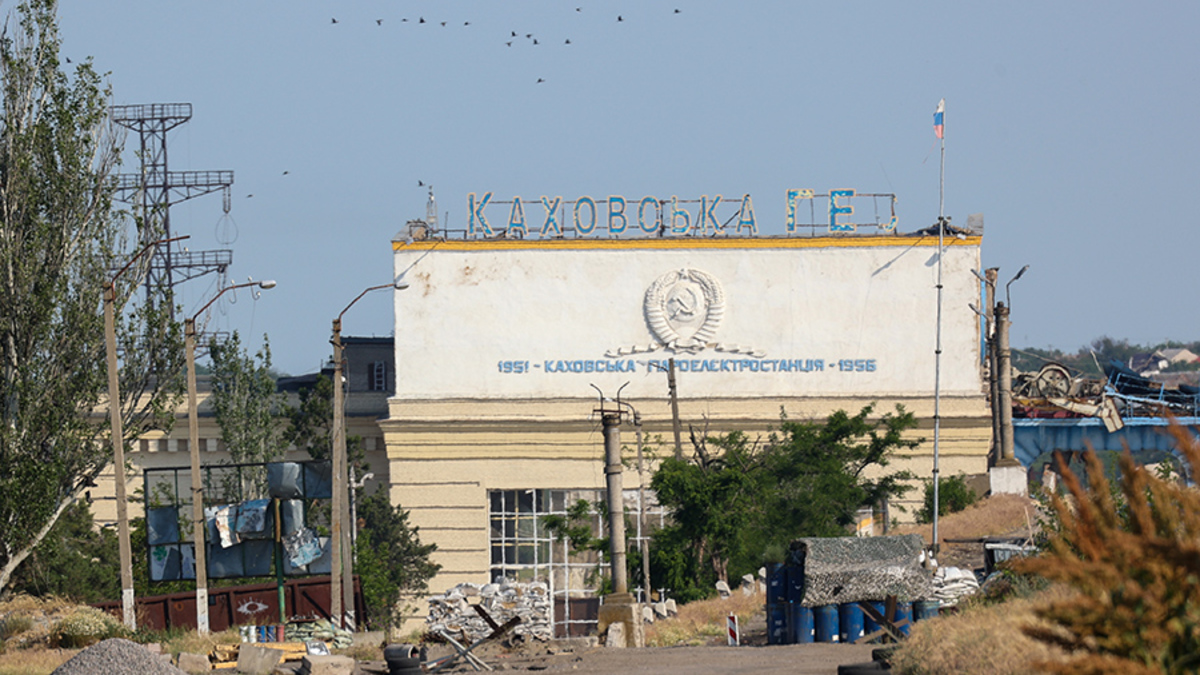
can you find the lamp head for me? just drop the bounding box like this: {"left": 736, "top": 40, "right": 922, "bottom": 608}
{"left": 394, "top": 275, "right": 411, "bottom": 290}
{"left": 258, "top": 280, "right": 277, "bottom": 289}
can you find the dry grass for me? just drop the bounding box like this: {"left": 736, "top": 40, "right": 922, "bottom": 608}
{"left": 894, "top": 493, "right": 1039, "bottom": 544}
{"left": 890, "top": 585, "right": 1073, "bottom": 675}
{"left": 0, "top": 596, "right": 103, "bottom": 650}
{"left": 335, "top": 641, "right": 383, "bottom": 662}
{"left": 645, "top": 591, "right": 763, "bottom": 647}
{"left": 159, "top": 628, "right": 241, "bottom": 659}
{"left": 0, "top": 646, "right": 79, "bottom": 675}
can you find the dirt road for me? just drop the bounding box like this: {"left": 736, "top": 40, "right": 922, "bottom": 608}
{"left": 360, "top": 642, "right": 880, "bottom": 675}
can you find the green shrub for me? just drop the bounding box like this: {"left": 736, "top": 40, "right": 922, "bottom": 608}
{"left": 51, "top": 607, "right": 123, "bottom": 648}
{"left": 916, "top": 473, "right": 977, "bottom": 524}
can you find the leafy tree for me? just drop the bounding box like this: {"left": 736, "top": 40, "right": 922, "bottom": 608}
{"left": 650, "top": 405, "right": 919, "bottom": 601}
{"left": 7, "top": 500, "right": 120, "bottom": 602}
{"left": 0, "top": 0, "right": 182, "bottom": 592}
{"left": 1013, "top": 426, "right": 1200, "bottom": 674}
{"left": 208, "top": 331, "right": 284, "bottom": 498}
{"left": 916, "top": 473, "right": 977, "bottom": 524}
{"left": 354, "top": 489, "right": 439, "bottom": 631}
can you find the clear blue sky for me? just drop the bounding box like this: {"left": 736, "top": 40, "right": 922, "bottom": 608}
{"left": 53, "top": 1, "right": 1200, "bottom": 375}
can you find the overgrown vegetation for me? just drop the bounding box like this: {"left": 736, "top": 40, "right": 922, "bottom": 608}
{"left": 5, "top": 502, "right": 118, "bottom": 603}
{"left": 916, "top": 473, "right": 977, "bottom": 524}
{"left": 0, "top": 0, "right": 183, "bottom": 594}
{"left": 1011, "top": 424, "right": 1200, "bottom": 674}
{"left": 353, "top": 489, "right": 440, "bottom": 631}
{"left": 649, "top": 405, "right": 919, "bottom": 602}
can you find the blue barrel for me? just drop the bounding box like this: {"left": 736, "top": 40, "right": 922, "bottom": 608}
{"left": 814, "top": 604, "right": 839, "bottom": 643}
{"left": 788, "top": 604, "right": 814, "bottom": 644}
{"left": 894, "top": 602, "right": 913, "bottom": 636}
{"left": 766, "top": 563, "right": 787, "bottom": 605}
{"left": 913, "top": 600, "right": 939, "bottom": 622}
{"left": 862, "top": 600, "right": 886, "bottom": 636}
{"left": 785, "top": 565, "right": 805, "bottom": 604}
{"left": 839, "top": 602, "right": 864, "bottom": 643}
{"left": 767, "top": 602, "right": 789, "bottom": 645}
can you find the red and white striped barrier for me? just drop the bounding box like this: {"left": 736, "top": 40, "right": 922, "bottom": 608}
{"left": 727, "top": 613, "right": 740, "bottom": 646}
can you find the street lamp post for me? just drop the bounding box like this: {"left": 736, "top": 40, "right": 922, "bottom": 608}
{"left": 185, "top": 279, "right": 275, "bottom": 635}
{"left": 104, "top": 236, "right": 186, "bottom": 631}
{"left": 330, "top": 276, "right": 409, "bottom": 630}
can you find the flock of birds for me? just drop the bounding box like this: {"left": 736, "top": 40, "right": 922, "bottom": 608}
{"left": 327, "top": 8, "right": 684, "bottom": 84}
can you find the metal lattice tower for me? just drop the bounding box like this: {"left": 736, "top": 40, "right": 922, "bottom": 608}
{"left": 111, "top": 103, "right": 234, "bottom": 306}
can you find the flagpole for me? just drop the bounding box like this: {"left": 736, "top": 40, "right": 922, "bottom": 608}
{"left": 932, "top": 100, "right": 946, "bottom": 559}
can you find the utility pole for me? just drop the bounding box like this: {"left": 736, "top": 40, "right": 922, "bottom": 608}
{"left": 668, "top": 358, "right": 682, "bottom": 460}
{"left": 985, "top": 268, "right": 1000, "bottom": 465}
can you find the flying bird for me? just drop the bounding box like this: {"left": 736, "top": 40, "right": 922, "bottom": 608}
{"left": 576, "top": 7, "right": 582, "bottom": 11}
{"left": 512, "top": 31, "right": 517, "bottom": 36}
{"left": 464, "top": 21, "right": 470, "bottom": 26}
{"left": 533, "top": 38, "right": 538, "bottom": 45}
{"left": 441, "top": 21, "right": 446, "bottom": 26}
{"left": 418, "top": 180, "right": 425, "bottom": 187}
{"left": 331, "top": 17, "right": 338, "bottom": 24}
{"left": 537, "top": 78, "right": 545, "bottom": 83}
{"left": 674, "top": 8, "right": 681, "bottom": 13}
{"left": 376, "top": 19, "right": 383, "bottom": 25}
{"left": 526, "top": 33, "right": 532, "bottom": 38}
{"left": 402, "top": 18, "right": 408, "bottom": 22}
{"left": 282, "top": 171, "right": 289, "bottom": 175}
{"left": 246, "top": 194, "right": 254, "bottom": 198}
{"left": 617, "top": 15, "right": 623, "bottom": 21}
{"left": 506, "top": 41, "right": 513, "bottom": 46}
{"left": 565, "top": 39, "right": 571, "bottom": 44}
{"left": 419, "top": 17, "right": 425, "bottom": 23}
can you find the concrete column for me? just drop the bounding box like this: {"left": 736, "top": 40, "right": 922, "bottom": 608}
{"left": 602, "top": 412, "right": 627, "bottom": 595}
{"left": 991, "top": 302, "right": 1027, "bottom": 495}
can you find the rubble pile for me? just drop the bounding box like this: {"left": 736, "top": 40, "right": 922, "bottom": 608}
{"left": 426, "top": 579, "right": 553, "bottom": 641}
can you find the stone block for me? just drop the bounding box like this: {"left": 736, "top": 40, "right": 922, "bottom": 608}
{"left": 604, "top": 621, "right": 626, "bottom": 648}
{"left": 237, "top": 644, "right": 283, "bottom": 675}
{"left": 664, "top": 599, "right": 677, "bottom": 615}
{"left": 641, "top": 606, "right": 654, "bottom": 623}
{"left": 990, "top": 464, "right": 1027, "bottom": 496}
{"left": 176, "top": 651, "right": 211, "bottom": 673}
{"left": 597, "top": 595, "right": 643, "bottom": 648}
{"left": 715, "top": 580, "right": 731, "bottom": 598}
{"left": 299, "top": 654, "right": 355, "bottom": 675}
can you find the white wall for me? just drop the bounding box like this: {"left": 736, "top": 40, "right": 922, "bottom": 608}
{"left": 393, "top": 237, "right": 982, "bottom": 400}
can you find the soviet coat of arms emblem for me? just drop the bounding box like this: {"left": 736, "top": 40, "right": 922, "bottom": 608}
{"left": 644, "top": 268, "right": 725, "bottom": 352}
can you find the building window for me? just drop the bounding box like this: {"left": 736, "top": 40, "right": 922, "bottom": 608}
{"left": 487, "top": 488, "right": 666, "bottom": 637}
{"left": 371, "top": 361, "right": 388, "bottom": 392}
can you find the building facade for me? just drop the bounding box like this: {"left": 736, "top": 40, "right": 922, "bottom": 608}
{"left": 383, "top": 230, "right": 990, "bottom": 632}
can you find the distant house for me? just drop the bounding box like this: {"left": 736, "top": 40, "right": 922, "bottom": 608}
{"left": 1154, "top": 347, "right": 1200, "bottom": 366}
{"left": 1129, "top": 352, "right": 1169, "bottom": 376}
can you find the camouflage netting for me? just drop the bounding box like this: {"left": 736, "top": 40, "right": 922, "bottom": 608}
{"left": 788, "top": 534, "right": 933, "bottom": 606}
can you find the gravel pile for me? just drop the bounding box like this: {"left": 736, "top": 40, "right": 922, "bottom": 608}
{"left": 51, "top": 638, "right": 186, "bottom": 675}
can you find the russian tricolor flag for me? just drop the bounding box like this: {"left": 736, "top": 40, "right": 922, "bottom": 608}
{"left": 933, "top": 99, "right": 945, "bottom": 139}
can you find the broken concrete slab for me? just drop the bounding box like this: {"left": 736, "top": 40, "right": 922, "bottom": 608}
{"left": 236, "top": 644, "right": 283, "bottom": 675}
{"left": 176, "top": 651, "right": 211, "bottom": 673}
